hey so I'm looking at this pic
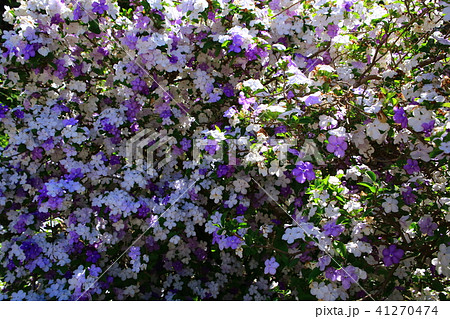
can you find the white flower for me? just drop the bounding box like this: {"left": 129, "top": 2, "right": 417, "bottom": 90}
{"left": 318, "top": 115, "right": 337, "bottom": 129}
{"left": 210, "top": 186, "right": 224, "bottom": 203}
{"left": 169, "top": 235, "right": 181, "bottom": 245}
{"left": 431, "top": 244, "right": 450, "bottom": 277}
{"left": 282, "top": 227, "right": 304, "bottom": 244}
{"left": 409, "top": 107, "right": 433, "bottom": 132}
{"left": 382, "top": 197, "right": 398, "bottom": 213}
{"left": 410, "top": 142, "right": 433, "bottom": 162}
{"left": 366, "top": 119, "right": 390, "bottom": 141}
{"left": 310, "top": 282, "right": 339, "bottom": 301}
{"left": 325, "top": 203, "right": 340, "bottom": 218}
{"left": 346, "top": 240, "right": 372, "bottom": 257}
{"left": 243, "top": 79, "right": 264, "bottom": 91}
{"left": 246, "top": 123, "right": 261, "bottom": 133}
{"left": 224, "top": 193, "right": 238, "bottom": 208}
{"left": 439, "top": 141, "right": 450, "bottom": 154}
{"left": 233, "top": 179, "right": 250, "bottom": 194}
{"left": 268, "top": 160, "right": 284, "bottom": 177}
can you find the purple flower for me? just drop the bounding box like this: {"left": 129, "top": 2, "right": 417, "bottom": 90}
{"left": 292, "top": 161, "right": 316, "bottom": 183}
{"left": 224, "top": 107, "right": 237, "bottom": 118}
{"left": 47, "top": 196, "right": 63, "bottom": 210}
{"left": 318, "top": 255, "right": 331, "bottom": 271}
{"left": 131, "top": 77, "right": 149, "bottom": 94}
{"left": 73, "top": 4, "right": 84, "bottom": 20}
{"left": 325, "top": 267, "right": 339, "bottom": 281}
{"left": 225, "top": 236, "right": 242, "bottom": 249}
{"left": 65, "top": 168, "right": 83, "bottom": 180}
{"left": 23, "top": 44, "right": 36, "bottom": 60}
{"left": 63, "top": 118, "right": 78, "bottom": 126}
{"left": 86, "top": 249, "right": 101, "bottom": 263}
{"left": 403, "top": 159, "right": 420, "bottom": 174}
{"left": 92, "top": 0, "right": 108, "bottom": 15}
{"left": 337, "top": 266, "right": 359, "bottom": 290}
{"left": 343, "top": 0, "right": 354, "bottom": 12}
{"left": 204, "top": 140, "right": 219, "bottom": 155}
{"left": 401, "top": 186, "right": 416, "bottom": 206}
{"left": 287, "top": 90, "right": 295, "bottom": 99}
{"left": 245, "top": 43, "right": 267, "bottom": 61}
{"left": 137, "top": 203, "right": 150, "bottom": 218}
{"left": 89, "top": 265, "right": 102, "bottom": 277}
{"left": 323, "top": 220, "right": 345, "bottom": 237}
{"left": 393, "top": 106, "right": 408, "bottom": 128}
{"left": 169, "top": 55, "right": 179, "bottom": 64}
{"left": 222, "top": 83, "right": 235, "bottom": 97}
{"left": 238, "top": 92, "right": 255, "bottom": 110}
{"left": 217, "top": 164, "right": 235, "bottom": 178}
{"left": 421, "top": 120, "right": 435, "bottom": 137}
{"left": 418, "top": 216, "right": 438, "bottom": 236}
{"left": 382, "top": 245, "right": 404, "bottom": 267}
{"left": 128, "top": 246, "right": 141, "bottom": 260}
{"left": 109, "top": 155, "right": 121, "bottom": 165}
{"left": 14, "top": 110, "right": 24, "bottom": 119}
{"left": 229, "top": 34, "right": 244, "bottom": 53}
{"left": 303, "top": 94, "right": 322, "bottom": 106}
{"left": 97, "top": 47, "right": 109, "bottom": 57}
{"left": 274, "top": 125, "right": 287, "bottom": 134}
{"left": 123, "top": 34, "right": 138, "bottom": 50}
{"left": 264, "top": 257, "right": 279, "bottom": 275}
{"left": 269, "top": 0, "right": 281, "bottom": 10}
{"left": 160, "top": 109, "right": 172, "bottom": 119}
{"left": 327, "top": 24, "right": 340, "bottom": 38}
{"left": 236, "top": 204, "right": 248, "bottom": 215}
{"left": 20, "top": 240, "right": 42, "bottom": 260}
{"left": 50, "top": 13, "right": 64, "bottom": 25}
{"left": 0, "top": 103, "right": 9, "bottom": 118}
{"left": 326, "top": 135, "right": 348, "bottom": 158}
{"left": 180, "top": 138, "right": 191, "bottom": 151}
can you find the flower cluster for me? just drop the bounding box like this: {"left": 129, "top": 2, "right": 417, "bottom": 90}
{"left": 0, "top": 0, "right": 449, "bottom": 301}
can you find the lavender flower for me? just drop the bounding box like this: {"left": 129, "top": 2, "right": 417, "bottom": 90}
{"left": 229, "top": 34, "right": 244, "bottom": 53}
{"left": 318, "top": 255, "right": 331, "bottom": 271}
{"left": 418, "top": 215, "right": 438, "bottom": 236}
{"left": 343, "top": 1, "right": 354, "bottom": 12}
{"left": 327, "top": 24, "right": 340, "bottom": 38}
{"left": 326, "top": 135, "right": 348, "bottom": 158}
{"left": 421, "top": 120, "right": 435, "bottom": 137}
{"left": 336, "top": 266, "right": 359, "bottom": 290}
{"left": 323, "top": 220, "right": 345, "bottom": 237}
{"left": 264, "top": 257, "right": 279, "bottom": 275}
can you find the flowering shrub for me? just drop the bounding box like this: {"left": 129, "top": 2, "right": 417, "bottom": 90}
{"left": 0, "top": 0, "right": 449, "bottom": 301}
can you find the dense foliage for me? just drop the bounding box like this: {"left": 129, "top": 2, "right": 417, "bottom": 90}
{"left": 0, "top": 0, "right": 449, "bottom": 300}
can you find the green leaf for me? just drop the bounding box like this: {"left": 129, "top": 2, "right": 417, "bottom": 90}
{"left": 88, "top": 20, "right": 101, "bottom": 34}
{"left": 357, "top": 182, "right": 376, "bottom": 193}
{"left": 307, "top": 267, "right": 321, "bottom": 283}
{"left": 366, "top": 171, "right": 377, "bottom": 182}
{"left": 333, "top": 241, "right": 348, "bottom": 259}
